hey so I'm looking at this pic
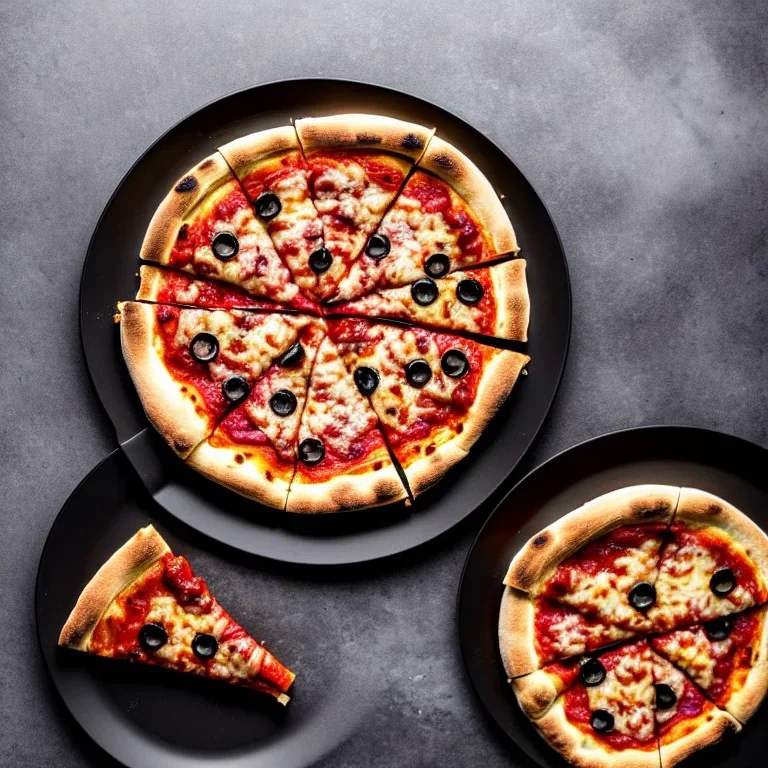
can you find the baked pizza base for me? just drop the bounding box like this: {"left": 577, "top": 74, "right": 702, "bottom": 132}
{"left": 658, "top": 708, "right": 739, "bottom": 768}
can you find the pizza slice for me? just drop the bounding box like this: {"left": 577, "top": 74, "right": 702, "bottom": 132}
{"left": 650, "top": 605, "right": 768, "bottom": 724}
{"left": 285, "top": 336, "right": 408, "bottom": 513}
{"left": 499, "top": 587, "right": 635, "bottom": 678}
{"left": 186, "top": 322, "right": 326, "bottom": 510}
{"left": 504, "top": 486, "right": 679, "bottom": 633}
{"left": 511, "top": 657, "right": 584, "bottom": 720}
{"left": 120, "top": 302, "right": 312, "bottom": 458}
{"left": 331, "top": 136, "right": 518, "bottom": 302}
{"left": 219, "top": 127, "right": 325, "bottom": 300}
{"left": 326, "top": 259, "right": 529, "bottom": 342}
{"left": 651, "top": 647, "right": 740, "bottom": 768}
{"left": 649, "top": 488, "right": 768, "bottom": 632}
{"left": 59, "top": 525, "right": 294, "bottom": 703}
{"left": 140, "top": 152, "right": 306, "bottom": 309}
{"left": 295, "top": 114, "right": 435, "bottom": 300}
{"left": 326, "top": 318, "right": 528, "bottom": 498}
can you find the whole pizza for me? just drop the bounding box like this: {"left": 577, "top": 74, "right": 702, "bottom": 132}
{"left": 499, "top": 486, "right": 768, "bottom": 768}
{"left": 117, "top": 113, "right": 530, "bottom": 513}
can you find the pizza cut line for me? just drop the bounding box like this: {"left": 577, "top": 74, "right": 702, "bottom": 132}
{"left": 499, "top": 485, "right": 768, "bottom": 768}
{"left": 117, "top": 114, "right": 531, "bottom": 513}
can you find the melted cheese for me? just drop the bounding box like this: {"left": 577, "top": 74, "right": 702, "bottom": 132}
{"left": 653, "top": 628, "right": 725, "bottom": 690}
{"left": 651, "top": 653, "right": 692, "bottom": 728}
{"left": 545, "top": 610, "right": 633, "bottom": 658}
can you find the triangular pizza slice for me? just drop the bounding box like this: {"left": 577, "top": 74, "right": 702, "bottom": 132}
{"left": 331, "top": 136, "right": 518, "bottom": 302}
{"left": 511, "top": 657, "right": 584, "bottom": 721}
{"left": 59, "top": 525, "right": 294, "bottom": 703}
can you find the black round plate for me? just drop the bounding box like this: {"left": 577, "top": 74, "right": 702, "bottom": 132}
{"left": 80, "top": 78, "right": 570, "bottom": 565}
{"left": 36, "top": 450, "right": 375, "bottom": 768}
{"left": 457, "top": 426, "right": 768, "bottom": 768}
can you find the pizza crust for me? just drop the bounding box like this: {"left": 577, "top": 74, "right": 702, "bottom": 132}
{"left": 294, "top": 113, "right": 435, "bottom": 161}
{"left": 417, "top": 136, "right": 519, "bottom": 256}
{"left": 58, "top": 526, "right": 170, "bottom": 651}
{"left": 219, "top": 126, "right": 301, "bottom": 174}
{"left": 120, "top": 301, "right": 215, "bottom": 458}
{"left": 140, "top": 152, "right": 232, "bottom": 265}
{"left": 512, "top": 667, "right": 570, "bottom": 720}
{"left": 504, "top": 485, "right": 681, "bottom": 592}
{"left": 135, "top": 264, "right": 166, "bottom": 302}
{"left": 498, "top": 586, "right": 541, "bottom": 678}
{"left": 658, "top": 707, "right": 739, "bottom": 768}
{"left": 494, "top": 259, "right": 530, "bottom": 342}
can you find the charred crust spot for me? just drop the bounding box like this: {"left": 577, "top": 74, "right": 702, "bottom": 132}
{"left": 173, "top": 439, "right": 190, "bottom": 454}
{"left": 425, "top": 445, "right": 436, "bottom": 456}
{"left": 189, "top": 394, "right": 197, "bottom": 403}
{"left": 707, "top": 503, "right": 722, "bottom": 516}
{"left": 533, "top": 533, "right": 550, "bottom": 547}
{"left": 355, "top": 132, "right": 382, "bottom": 145}
{"left": 432, "top": 153, "right": 456, "bottom": 171}
{"left": 234, "top": 454, "right": 245, "bottom": 465}
{"left": 180, "top": 386, "right": 188, "bottom": 393}
{"left": 402, "top": 134, "right": 423, "bottom": 150}
{"left": 175, "top": 176, "right": 197, "bottom": 193}
{"left": 198, "top": 158, "right": 216, "bottom": 171}
{"left": 455, "top": 423, "right": 464, "bottom": 434}
{"left": 177, "top": 223, "right": 189, "bottom": 241}
{"left": 265, "top": 471, "right": 274, "bottom": 482}
{"left": 385, "top": 407, "right": 396, "bottom": 416}
{"left": 373, "top": 461, "right": 383, "bottom": 471}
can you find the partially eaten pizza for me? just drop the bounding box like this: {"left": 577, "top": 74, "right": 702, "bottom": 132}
{"left": 117, "top": 114, "right": 529, "bottom": 513}
{"left": 499, "top": 486, "right": 768, "bottom": 767}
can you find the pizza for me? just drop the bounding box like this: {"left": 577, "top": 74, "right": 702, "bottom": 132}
{"left": 119, "top": 114, "right": 530, "bottom": 512}
{"left": 59, "top": 525, "right": 294, "bottom": 703}
{"left": 500, "top": 486, "right": 768, "bottom": 767}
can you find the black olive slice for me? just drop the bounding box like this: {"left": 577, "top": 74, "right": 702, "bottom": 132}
{"left": 590, "top": 709, "right": 614, "bottom": 733}
{"left": 211, "top": 232, "right": 239, "bottom": 261}
{"left": 278, "top": 342, "right": 305, "bottom": 368}
{"left": 425, "top": 253, "right": 450, "bottom": 278}
{"left": 139, "top": 622, "right": 168, "bottom": 653}
{"left": 456, "top": 278, "right": 484, "bottom": 305}
{"left": 710, "top": 568, "right": 736, "bottom": 596}
{"left": 299, "top": 437, "right": 325, "bottom": 466}
{"left": 222, "top": 375, "right": 250, "bottom": 403}
{"left": 405, "top": 359, "right": 432, "bottom": 388}
{"left": 354, "top": 366, "right": 379, "bottom": 395}
{"left": 270, "top": 389, "right": 297, "bottom": 417}
{"left": 309, "top": 247, "right": 333, "bottom": 274}
{"left": 441, "top": 349, "right": 469, "bottom": 379}
{"left": 629, "top": 581, "right": 656, "bottom": 611}
{"left": 704, "top": 616, "right": 732, "bottom": 641}
{"left": 654, "top": 683, "right": 677, "bottom": 711}
{"left": 580, "top": 659, "right": 606, "bottom": 687}
{"left": 411, "top": 278, "right": 439, "bottom": 306}
{"left": 365, "top": 233, "right": 391, "bottom": 261}
{"left": 189, "top": 332, "right": 219, "bottom": 363}
{"left": 255, "top": 192, "right": 281, "bottom": 220}
{"left": 192, "top": 632, "right": 218, "bottom": 660}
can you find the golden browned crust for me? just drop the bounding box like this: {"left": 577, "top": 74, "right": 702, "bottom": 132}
{"left": 659, "top": 708, "right": 739, "bottom": 768}
{"left": 286, "top": 461, "right": 407, "bottom": 514}
{"left": 675, "top": 488, "right": 768, "bottom": 585}
{"left": 456, "top": 350, "right": 530, "bottom": 454}
{"left": 498, "top": 587, "right": 541, "bottom": 678}
{"left": 219, "top": 126, "right": 300, "bottom": 176}
{"left": 402, "top": 438, "right": 469, "bottom": 499}
{"left": 186, "top": 440, "right": 293, "bottom": 511}
{"left": 295, "top": 113, "right": 435, "bottom": 161}
{"left": 728, "top": 661, "right": 768, "bottom": 724}
{"left": 135, "top": 264, "right": 165, "bottom": 301}
{"left": 58, "top": 526, "right": 170, "bottom": 650}
{"left": 504, "top": 485, "right": 680, "bottom": 592}
{"left": 512, "top": 668, "right": 572, "bottom": 721}
{"left": 120, "top": 302, "right": 214, "bottom": 458}
{"left": 535, "top": 700, "right": 660, "bottom": 768}
{"left": 417, "top": 136, "right": 519, "bottom": 255}
{"left": 140, "top": 152, "right": 233, "bottom": 265}
{"left": 494, "top": 259, "right": 530, "bottom": 342}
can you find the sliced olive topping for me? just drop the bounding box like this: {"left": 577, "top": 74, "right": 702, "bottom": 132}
{"left": 704, "top": 616, "right": 732, "bottom": 641}
{"left": 654, "top": 683, "right": 677, "bottom": 711}
{"left": 441, "top": 349, "right": 469, "bottom": 379}
{"left": 309, "top": 247, "right": 333, "bottom": 274}
{"left": 139, "top": 622, "right": 168, "bottom": 653}
{"left": 222, "top": 375, "right": 250, "bottom": 403}
{"left": 192, "top": 632, "right": 218, "bottom": 660}
{"left": 456, "top": 278, "right": 484, "bottom": 305}
{"left": 629, "top": 581, "right": 656, "bottom": 611}
{"left": 365, "top": 233, "right": 391, "bottom": 261}
{"left": 354, "top": 366, "right": 379, "bottom": 395}
{"left": 270, "top": 389, "right": 297, "bottom": 417}
{"left": 590, "top": 709, "right": 614, "bottom": 733}
{"left": 189, "top": 332, "right": 219, "bottom": 363}
{"left": 710, "top": 568, "right": 736, "bottom": 596}
{"left": 299, "top": 437, "right": 325, "bottom": 466}
{"left": 411, "top": 278, "right": 439, "bottom": 306}
{"left": 255, "top": 192, "right": 281, "bottom": 220}
{"left": 278, "top": 342, "right": 305, "bottom": 368}
{"left": 405, "top": 359, "right": 432, "bottom": 388}
{"left": 580, "top": 659, "right": 606, "bottom": 687}
{"left": 425, "top": 253, "right": 450, "bottom": 278}
{"left": 211, "top": 232, "right": 239, "bottom": 261}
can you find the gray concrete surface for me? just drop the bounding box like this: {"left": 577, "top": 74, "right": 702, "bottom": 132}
{"left": 1, "top": 0, "right": 766, "bottom": 765}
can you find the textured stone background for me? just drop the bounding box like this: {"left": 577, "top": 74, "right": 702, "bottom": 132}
{"left": 1, "top": 0, "right": 766, "bottom": 765}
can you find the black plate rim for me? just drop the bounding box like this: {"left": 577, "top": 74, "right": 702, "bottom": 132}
{"left": 78, "top": 77, "right": 571, "bottom": 565}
